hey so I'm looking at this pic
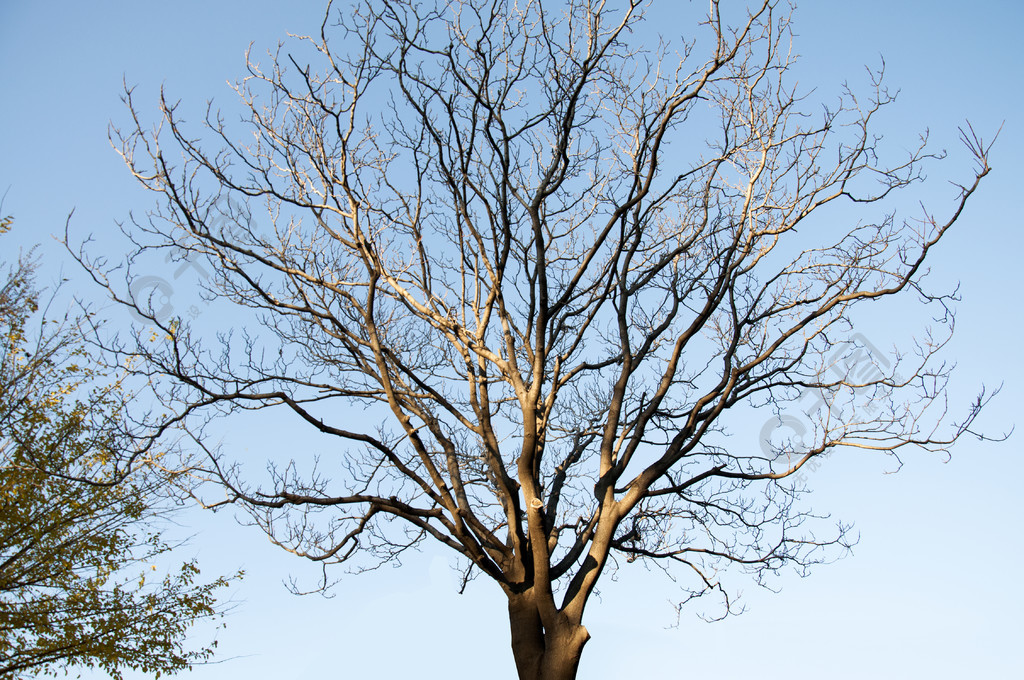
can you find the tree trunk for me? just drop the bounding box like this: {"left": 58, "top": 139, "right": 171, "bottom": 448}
{"left": 508, "top": 593, "right": 590, "bottom": 680}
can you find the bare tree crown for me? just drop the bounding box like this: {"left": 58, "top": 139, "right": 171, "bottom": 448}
{"left": 79, "top": 1, "right": 994, "bottom": 677}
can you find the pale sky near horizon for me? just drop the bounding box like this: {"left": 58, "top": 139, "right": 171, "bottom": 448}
{"left": 1, "top": 2, "right": 1022, "bottom": 678}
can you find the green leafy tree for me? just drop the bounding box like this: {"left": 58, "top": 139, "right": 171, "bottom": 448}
{"left": 0, "top": 222, "right": 237, "bottom": 679}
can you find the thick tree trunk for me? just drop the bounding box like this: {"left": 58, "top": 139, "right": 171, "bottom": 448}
{"left": 508, "top": 593, "right": 590, "bottom": 680}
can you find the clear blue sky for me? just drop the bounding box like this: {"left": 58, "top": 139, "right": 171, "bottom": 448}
{"left": 1, "top": 2, "right": 1022, "bottom": 678}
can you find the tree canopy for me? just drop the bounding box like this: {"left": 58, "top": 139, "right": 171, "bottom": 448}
{"left": 0, "top": 227, "right": 237, "bottom": 679}
{"left": 78, "top": 1, "right": 995, "bottom": 678}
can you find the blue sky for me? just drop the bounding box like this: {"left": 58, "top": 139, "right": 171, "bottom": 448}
{"left": 2, "top": 2, "right": 1022, "bottom": 678}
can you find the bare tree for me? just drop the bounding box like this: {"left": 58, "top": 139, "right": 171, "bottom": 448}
{"left": 78, "top": 1, "right": 996, "bottom": 678}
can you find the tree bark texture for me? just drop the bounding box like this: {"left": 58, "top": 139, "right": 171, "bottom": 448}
{"left": 508, "top": 592, "right": 590, "bottom": 680}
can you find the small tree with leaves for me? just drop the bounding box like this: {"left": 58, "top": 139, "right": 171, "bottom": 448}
{"left": 81, "top": 1, "right": 995, "bottom": 678}
{"left": 0, "top": 224, "right": 238, "bottom": 679}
